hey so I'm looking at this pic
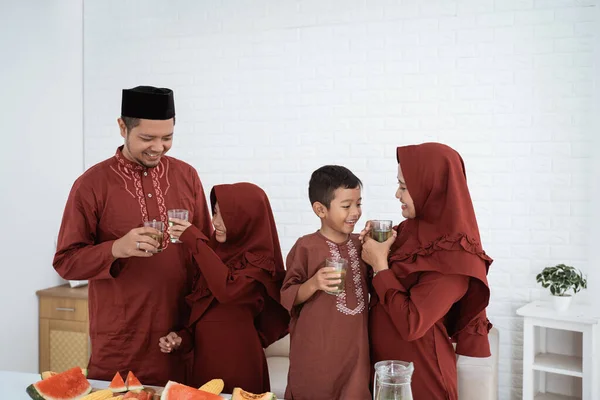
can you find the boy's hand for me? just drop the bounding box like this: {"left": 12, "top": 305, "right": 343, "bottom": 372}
{"left": 310, "top": 267, "right": 342, "bottom": 292}
{"left": 358, "top": 220, "right": 373, "bottom": 243}
{"left": 159, "top": 332, "right": 182, "bottom": 353}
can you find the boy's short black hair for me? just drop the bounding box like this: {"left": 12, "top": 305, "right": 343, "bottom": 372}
{"left": 308, "top": 165, "right": 362, "bottom": 208}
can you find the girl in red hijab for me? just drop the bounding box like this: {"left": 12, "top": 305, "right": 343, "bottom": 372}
{"left": 160, "top": 182, "right": 290, "bottom": 393}
{"left": 361, "top": 143, "right": 493, "bottom": 400}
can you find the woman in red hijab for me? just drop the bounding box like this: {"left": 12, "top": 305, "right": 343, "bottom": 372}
{"left": 361, "top": 143, "right": 493, "bottom": 400}
{"left": 160, "top": 182, "right": 290, "bottom": 393}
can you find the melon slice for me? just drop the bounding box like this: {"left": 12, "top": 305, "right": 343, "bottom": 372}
{"left": 109, "top": 371, "right": 127, "bottom": 393}
{"left": 160, "top": 380, "right": 224, "bottom": 400}
{"left": 26, "top": 366, "right": 91, "bottom": 400}
{"left": 125, "top": 371, "right": 144, "bottom": 392}
{"left": 231, "top": 388, "right": 277, "bottom": 400}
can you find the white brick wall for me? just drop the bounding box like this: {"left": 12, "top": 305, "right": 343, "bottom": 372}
{"left": 591, "top": 0, "right": 600, "bottom": 348}
{"left": 83, "top": 1, "right": 598, "bottom": 398}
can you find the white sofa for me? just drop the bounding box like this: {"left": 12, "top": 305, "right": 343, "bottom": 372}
{"left": 264, "top": 337, "right": 292, "bottom": 398}
{"left": 456, "top": 326, "right": 499, "bottom": 400}
{"left": 264, "top": 327, "right": 499, "bottom": 399}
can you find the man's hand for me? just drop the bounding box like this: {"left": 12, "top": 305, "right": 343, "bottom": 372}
{"left": 111, "top": 227, "right": 161, "bottom": 259}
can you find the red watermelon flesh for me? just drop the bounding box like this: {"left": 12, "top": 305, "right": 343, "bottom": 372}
{"left": 125, "top": 371, "right": 144, "bottom": 391}
{"left": 123, "top": 388, "right": 155, "bottom": 400}
{"left": 160, "top": 381, "right": 224, "bottom": 400}
{"left": 123, "top": 392, "right": 149, "bottom": 400}
{"left": 140, "top": 390, "right": 153, "bottom": 400}
{"left": 26, "top": 366, "right": 91, "bottom": 400}
{"left": 109, "top": 372, "right": 127, "bottom": 393}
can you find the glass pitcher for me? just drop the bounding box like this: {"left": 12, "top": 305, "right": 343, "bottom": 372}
{"left": 373, "top": 360, "right": 414, "bottom": 400}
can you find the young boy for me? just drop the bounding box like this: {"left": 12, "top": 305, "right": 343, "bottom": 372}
{"left": 280, "top": 165, "right": 371, "bottom": 400}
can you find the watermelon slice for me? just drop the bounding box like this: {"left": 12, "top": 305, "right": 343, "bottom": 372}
{"left": 109, "top": 371, "right": 127, "bottom": 393}
{"left": 123, "top": 391, "right": 150, "bottom": 400}
{"left": 125, "top": 371, "right": 144, "bottom": 392}
{"left": 122, "top": 388, "right": 155, "bottom": 400}
{"left": 161, "top": 381, "right": 224, "bottom": 400}
{"left": 40, "top": 371, "right": 57, "bottom": 380}
{"left": 40, "top": 367, "right": 88, "bottom": 380}
{"left": 26, "top": 366, "right": 91, "bottom": 400}
{"left": 231, "top": 388, "right": 277, "bottom": 400}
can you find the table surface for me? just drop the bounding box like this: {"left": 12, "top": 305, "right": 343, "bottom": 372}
{"left": 0, "top": 370, "right": 235, "bottom": 399}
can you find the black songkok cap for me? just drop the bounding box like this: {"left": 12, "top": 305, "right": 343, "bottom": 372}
{"left": 121, "top": 86, "right": 175, "bottom": 120}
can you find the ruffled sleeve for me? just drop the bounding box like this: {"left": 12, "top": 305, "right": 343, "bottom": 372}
{"left": 243, "top": 252, "right": 274, "bottom": 272}
{"left": 373, "top": 270, "right": 470, "bottom": 341}
{"left": 391, "top": 232, "right": 493, "bottom": 269}
{"left": 230, "top": 251, "right": 289, "bottom": 348}
{"left": 180, "top": 227, "right": 289, "bottom": 348}
{"left": 452, "top": 310, "right": 493, "bottom": 357}
{"left": 180, "top": 225, "right": 259, "bottom": 304}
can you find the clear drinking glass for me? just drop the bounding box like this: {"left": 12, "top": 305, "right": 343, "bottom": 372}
{"left": 143, "top": 220, "right": 165, "bottom": 252}
{"left": 324, "top": 257, "right": 348, "bottom": 295}
{"left": 167, "top": 209, "right": 189, "bottom": 243}
{"left": 370, "top": 220, "right": 393, "bottom": 243}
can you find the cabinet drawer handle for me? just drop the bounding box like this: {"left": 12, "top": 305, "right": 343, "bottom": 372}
{"left": 55, "top": 307, "right": 75, "bottom": 312}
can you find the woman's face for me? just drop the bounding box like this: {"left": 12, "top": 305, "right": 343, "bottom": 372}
{"left": 395, "top": 163, "right": 416, "bottom": 219}
{"left": 211, "top": 202, "right": 227, "bottom": 243}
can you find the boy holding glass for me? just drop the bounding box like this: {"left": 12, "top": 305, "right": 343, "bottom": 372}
{"left": 280, "top": 165, "right": 378, "bottom": 400}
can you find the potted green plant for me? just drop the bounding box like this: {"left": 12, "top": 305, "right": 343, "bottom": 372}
{"left": 536, "top": 264, "right": 588, "bottom": 311}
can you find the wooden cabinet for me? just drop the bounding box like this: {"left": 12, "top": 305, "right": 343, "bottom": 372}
{"left": 37, "top": 284, "right": 89, "bottom": 373}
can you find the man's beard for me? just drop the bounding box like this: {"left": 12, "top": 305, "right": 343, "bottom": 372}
{"left": 125, "top": 136, "right": 160, "bottom": 168}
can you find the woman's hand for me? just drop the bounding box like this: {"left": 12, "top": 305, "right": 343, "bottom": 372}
{"left": 358, "top": 220, "right": 373, "bottom": 243}
{"left": 168, "top": 217, "right": 192, "bottom": 241}
{"left": 361, "top": 229, "right": 397, "bottom": 272}
{"left": 158, "top": 332, "right": 182, "bottom": 353}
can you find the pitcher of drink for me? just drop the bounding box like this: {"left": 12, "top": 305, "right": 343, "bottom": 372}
{"left": 373, "top": 360, "right": 414, "bottom": 400}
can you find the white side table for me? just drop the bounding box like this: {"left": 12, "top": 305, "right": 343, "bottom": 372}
{"left": 516, "top": 301, "right": 599, "bottom": 400}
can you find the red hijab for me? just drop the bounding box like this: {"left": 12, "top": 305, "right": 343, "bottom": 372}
{"left": 207, "top": 182, "right": 289, "bottom": 346}
{"left": 390, "top": 143, "right": 492, "bottom": 338}
{"left": 209, "top": 182, "right": 286, "bottom": 285}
